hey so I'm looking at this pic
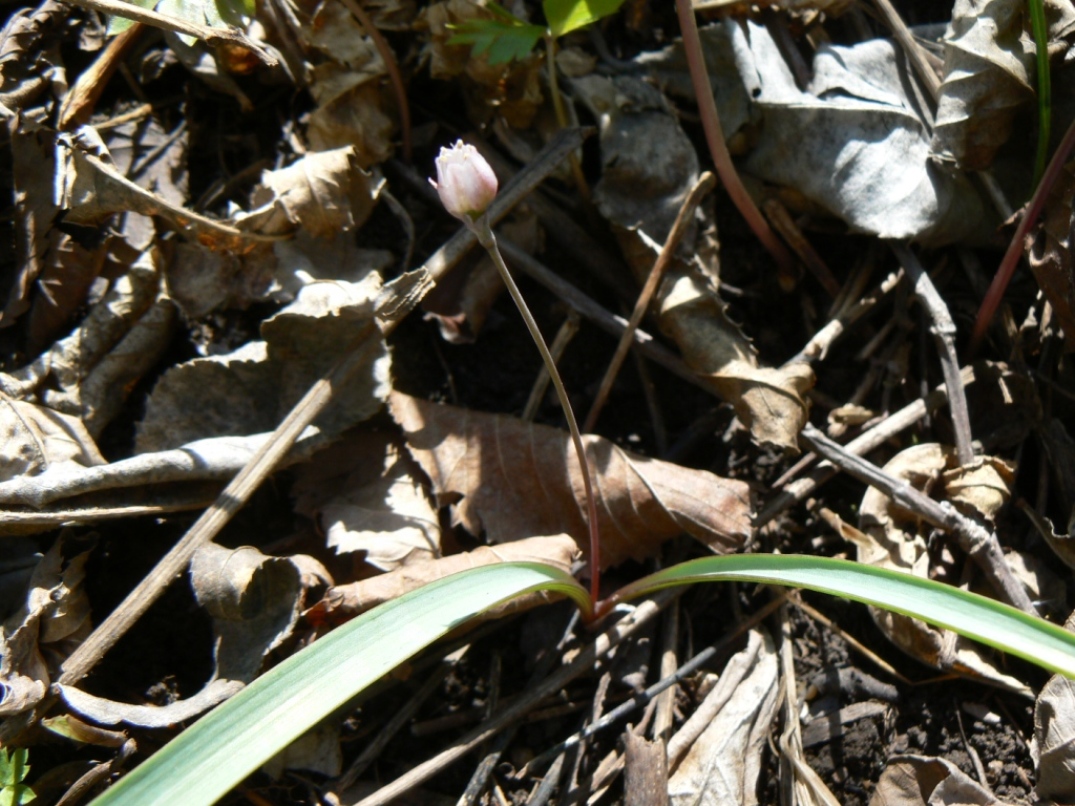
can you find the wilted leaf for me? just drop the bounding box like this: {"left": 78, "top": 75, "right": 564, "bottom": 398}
{"left": 857, "top": 443, "right": 1028, "bottom": 693}
{"left": 870, "top": 755, "right": 1012, "bottom": 805}
{"left": 310, "top": 534, "right": 578, "bottom": 621}
{"left": 932, "top": 0, "right": 1075, "bottom": 171}
{"left": 138, "top": 277, "right": 390, "bottom": 451}
{"left": 60, "top": 543, "right": 329, "bottom": 728}
{"left": 667, "top": 629, "right": 779, "bottom": 805}
{"left": 292, "top": 430, "right": 441, "bottom": 571}
{"left": 1034, "top": 646, "right": 1075, "bottom": 801}
{"left": 0, "top": 394, "right": 105, "bottom": 483}
{"left": 388, "top": 392, "right": 754, "bottom": 568}
{"left": 0, "top": 537, "right": 93, "bottom": 718}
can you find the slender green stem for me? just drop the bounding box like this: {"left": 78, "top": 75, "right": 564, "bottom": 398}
{"left": 474, "top": 216, "right": 602, "bottom": 604}
{"left": 1028, "top": 0, "right": 1050, "bottom": 187}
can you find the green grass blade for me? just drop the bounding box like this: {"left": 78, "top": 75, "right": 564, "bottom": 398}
{"left": 89, "top": 563, "right": 590, "bottom": 806}
{"left": 613, "top": 554, "right": 1075, "bottom": 679}
{"left": 1028, "top": 0, "right": 1050, "bottom": 186}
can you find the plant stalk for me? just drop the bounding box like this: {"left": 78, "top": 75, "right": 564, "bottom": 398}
{"left": 474, "top": 216, "right": 602, "bottom": 603}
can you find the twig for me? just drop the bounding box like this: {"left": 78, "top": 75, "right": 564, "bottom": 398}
{"left": 757, "top": 365, "right": 980, "bottom": 527}
{"left": 57, "top": 130, "right": 585, "bottom": 687}
{"left": 59, "top": 0, "right": 278, "bottom": 65}
{"left": 971, "top": 116, "right": 1075, "bottom": 353}
{"left": 584, "top": 172, "right": 715, "bottom": 433}
{"left": 762, "top": 198, "right": 842, "bottom": 298}
{"left": 889, "top": 242, "right": 974, "bottom": 465}
{"left": 353, "top": 596, "right": 673, "bottom": 806}
{"left": 799, "top": 424, "right": 1036, "bottom": 615}
{"left": 673, "top": 0, "right": 795, "bottom": 274}
{"left": 869, "top": 0, "right": 940, "bottom": 99}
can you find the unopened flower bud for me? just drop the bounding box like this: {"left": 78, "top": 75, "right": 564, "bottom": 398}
{"left": 431, "top": 141, "right": 498, "bottom": 223}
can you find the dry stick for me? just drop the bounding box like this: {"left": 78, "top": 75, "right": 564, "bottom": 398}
{"left": 518, "top": 592, "right": 789, "bottom": 779}
{"left": 762, "top": 198, "right": 843, "bottom": 299}
{"left": 59, "top": 0, "right": 277, "bottom": 65}
{"left": 673, "top": 0, "right": 795, "bottom": 274}
{"left": 971, "top": 116, "right": 1075, "bottom": 353}
{"left": 353, "top": 596, "right": 672, "bottom": 806}
{"left": 583, "top": 172, "right": 715, "bottom": 433}
{"left": 338, "top": 0, "right": 411, "bottom": 163}
{"left": 756, "top": 365, "right": 979, "bottom": 528}
{"left": 889, "top": 242, "right": 975, "bottom": 466}
{"left": 799, "top": 423, "right": 1036, "bottom": 615}
{"left": 474, "top": 218, "right": 602, "bottom": 604}
{"left": 57, "top": 128, "right": 586, "bottom": 687}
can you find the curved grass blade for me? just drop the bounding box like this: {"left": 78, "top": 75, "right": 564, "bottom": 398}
{"left": 612, "top": 554, "right": 1075, "bottom": 679}
{"left": 1028, "top": 0, "right": 1050, "bottom": 186}
{"left": 89, "top": 563, "right": 590, "bottom": 806}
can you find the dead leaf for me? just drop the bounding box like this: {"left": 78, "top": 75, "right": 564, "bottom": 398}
{"left": 870, "top": 755, "right": 1014, "bottom": 805}
{"left": 137, "top": 277, "right": 390, "bottom": 452}
{"left": 0, "top": 536, "right": 93, "bottom": 718}
{"left": 1034, "top": 654, "right": 1075, "bottom": 801}
{"left": 60, "top": 543, "right": 330, "bottom": 728}
{"left": 932, "top": 0, "right": 1075, "bottom": 171}
{"left": 0, "top": 393, "right": 105, "bottom": 483}
{"left": 292, "top": 430, "right": 441, "bottom": 571}
{"left": 857, "top": 443, "right": 1029, "bottom": 694}
{"left": 388, "top": 392, "right": 754, "bottom": 568}
{"left": 312, "top": 534, "right": 578, "bottom": 621}
{"left": 667, "top": 629, "right": 779, "bottom": 806}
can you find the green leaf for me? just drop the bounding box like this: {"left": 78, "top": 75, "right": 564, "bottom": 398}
{"left": 89, "top": 563, "right": 590, "bottom": 806}
{"left": 0, "top": 785, "right": 36, "bottom": 806}
{"left": 105, "top": 0, "right": 251, "bottom": 39}
{"left": 543, "top": 0, "right": 626, "bottom": 38}
{"left": 0, "top": 749, "right": 29, "bottom": 788}
{"left": 447, "top": 4, "right": 545, "bottom": 65}
{"left": 615, "top": 554, "right": 1075, "bottom": 679}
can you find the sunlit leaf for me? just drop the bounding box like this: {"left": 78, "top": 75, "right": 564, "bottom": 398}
{"left": 543, "top": 0, "right": 627, "bottom": 38}
{"left": 447, "top": 3, "right": 545, "bottom": 65}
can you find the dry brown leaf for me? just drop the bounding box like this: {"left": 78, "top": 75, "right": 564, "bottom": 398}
{"left": 1034, "top": 629, "right": 1075, "bottom": 802}
{"left": 311, "top": 534, "right": 578, "bottom": 621}
{"left": 292, "top": 430, "right": 441, "bottom": 571}
{"left": 388, "top": 392, "right": 754, "bottom": 568}
{"left": 0, "top": 393, "right": 105, "bottom": 483}
{"left": 870, "top": 755, "right": 1014, "bottom": 805}
{"left": 857, "top": 443, "right": 1028, "bottom": 694}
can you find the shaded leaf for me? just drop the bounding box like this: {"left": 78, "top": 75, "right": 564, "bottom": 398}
{"left": 869, "top": 755, "right": 1011, "bottom": 805}
{"left": 388, "top": 392, "right": 754, "bottom": 568}
{"left": 448, "top": 3, "right": 545, "bottom": 65}
{"left": 1029, "top": 157, "right": 1075, "bottom": 351}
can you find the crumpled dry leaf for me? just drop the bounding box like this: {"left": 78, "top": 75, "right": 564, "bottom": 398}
{"left": 0, "top": 250, "right": 176, "bottom": 439}
{"left": 688, "top": 20, "right": 990, "bottom": 244}
{"left": 869, "top": 755, "right": 1014, "bottom": 805}
{"left": 0, "top": 536, "right": 93, "bottom": 718}
{"left": 932, "top": 0, "right": 1075, "bottom": 171}
{"left": 659, "top": 274, "right": 814, "bottom": 452}
{"left": 292, "top": 430, "right": 441, "bottom": 571}
{"left": 855, "top": 443, "right": 1028, "bottom": 694}
{"left": 571, "top": 72, "right": 811, "bottom": 451}
{"left": 667, "top": 629, "right": 779, "bottom": 806}
{"left": 0, "top": 393, "right": 105, "bottom": 484}
{"left": 310, "top": 534, "right": 577, "bottom": 622}
{"left": 60, "top": 543, "right": 330, "bottom": 728}
{"left": 137, "top": 276, "right": 390, "bottom": 452}
{"left": 1034, "top": 629, "right": 1075, "bottom": 802}
{"left": 388, "top": 392, "right": 754, "bottom": 568}
{"left": 1029, "top": 156, "right": 1075, "bottom": 352}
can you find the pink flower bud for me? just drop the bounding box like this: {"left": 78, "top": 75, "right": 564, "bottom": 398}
{"left": 430, "top": 141, "right": 498, "bottom": 222}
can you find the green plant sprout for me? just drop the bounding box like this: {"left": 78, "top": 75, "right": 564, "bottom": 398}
{"left": 106, "top": 0, "right": 254, "bottom": 39}
{"left": 1027, "top": 0, "right": 1051, "bottom": 187}
{"left": 0, "top": 748, "right": 36, "bottom": 806}
{"left": 89, "top": 555, "right": 1075, "bottom": 806}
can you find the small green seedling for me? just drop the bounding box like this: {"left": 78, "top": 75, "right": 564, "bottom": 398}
{"left": 0, "top": 748, "right": 36, "bottom": 806}
{"left": 448, "top": 0, "right": 628, "bottom": 66}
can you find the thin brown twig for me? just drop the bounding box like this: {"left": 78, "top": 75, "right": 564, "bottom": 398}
{"left": 799, "top": 423, "right": 1036, "bottom": 615}
{"left": 889, "top": 242, "right": 974, "bottom": 465}
{"left": 673, "top": 0, "right": 795, "bottom": 274}
{"left": 583, "top": 172, "right": 715, "bottom": 433}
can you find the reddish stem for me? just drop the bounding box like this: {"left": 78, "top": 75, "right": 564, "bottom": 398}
{"left": 674, "top": 0, "right": 796, "bottom": 274}
{"left": 970, "top": 115, "right": 1075, "bottom": 353}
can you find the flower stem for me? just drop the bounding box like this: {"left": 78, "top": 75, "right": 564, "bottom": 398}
{"left": 474, "top": 216, "right": 602, "bottom": 604}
